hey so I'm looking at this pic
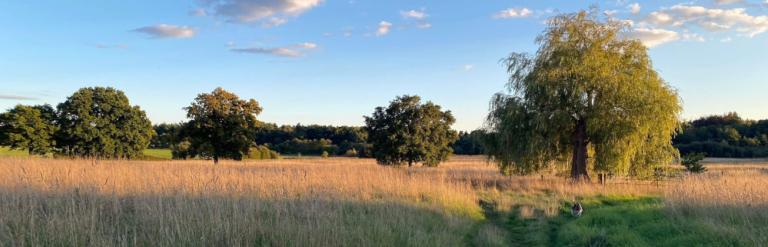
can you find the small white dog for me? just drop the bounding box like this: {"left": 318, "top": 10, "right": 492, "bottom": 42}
{"left": 571, "top": 202, "right": 583, "bottom": 217}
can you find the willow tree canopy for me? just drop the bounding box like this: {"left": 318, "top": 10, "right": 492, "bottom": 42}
{"left": 485, "top": 11, "right": 682, "bottom": 180}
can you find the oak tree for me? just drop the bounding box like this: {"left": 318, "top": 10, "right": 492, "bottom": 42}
{"left": 365, "top": 95, "right": 458, "bottom": 167}
{"left": 56, "top": 87, "right": 154, "bottom": 158}
{"left": 182, "top": 87, "right": 262, "bottom": 164}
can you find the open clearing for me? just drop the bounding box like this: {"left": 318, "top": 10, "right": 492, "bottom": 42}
{"left": 0, "top": 156, "right": 766, "bottom": 246}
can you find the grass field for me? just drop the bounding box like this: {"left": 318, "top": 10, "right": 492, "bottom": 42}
{"left": 0, "top": 156, "right": 765, "bottom": 246}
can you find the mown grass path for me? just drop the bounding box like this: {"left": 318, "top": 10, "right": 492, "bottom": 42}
{"left": 475, "top": 194, "right": 747, "bottom": 247}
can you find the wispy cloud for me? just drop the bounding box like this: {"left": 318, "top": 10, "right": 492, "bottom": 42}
{"left": 0, "top": 94, "right": 38, "bottom": 101}
{"left": 230, "top": 42, "right": 318, "bottom": 57}
{"left": 401, "top": 10, "right": 427, "bottom": 20}
{"left": 201, "top": 0, "right": 322, "bottom": 26}
{"left": 376, "top": 21, "right": 392, "bottom": 36}
{"left": 493, "top": 8, "right": 533, "bottom": 19}
{"left": 133, "top": 24, "right": 196, "bottom": 39}
{"left": 401, "top": 9, "right": 431, "bottom": 29}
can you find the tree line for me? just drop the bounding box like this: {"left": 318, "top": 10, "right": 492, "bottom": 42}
{"left": 151, "top": 123, "right": 370, "bottom": 157}
{"left": 674, "top": 112, "right": 768, "bottom": 158}
{"left": 0, "top": 87, "right": 459, "bottom": 166}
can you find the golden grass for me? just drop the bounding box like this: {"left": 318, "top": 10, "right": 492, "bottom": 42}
{"left": 0, "top": 155, "right": 765, "bottom": 246}
{"left": 0, "top": 157, "right": 485, "bottom": 246}
{"left": 665, "top": 169, "right": 768, "bottom": 245}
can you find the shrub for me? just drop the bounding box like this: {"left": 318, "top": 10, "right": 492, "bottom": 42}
{"left": 248, "top": 145, "right": 280, "bottom": 160}
{"left": 681, "top": 152, "right": 706, "bottom": 173}
{"left": 321, "top": 151, "right": 329, "bottom": 158}
{"left": 344, "top": 148, "right": 358, "bottom": 157}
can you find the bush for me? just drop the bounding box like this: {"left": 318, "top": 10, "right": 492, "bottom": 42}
{"left": 321, "top": 151, "right": 329, "bottom": 158}
{"left": 681, "top": 152, "right": 706, "bottom": 173}
{"left": 344, "top": 148, "right": 358, "bottom": 157}
{"left": 248, "top": 145, "right": 280, "bottom": 160}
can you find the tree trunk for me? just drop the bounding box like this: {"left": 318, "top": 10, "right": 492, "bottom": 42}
{"left": 571, "top": 118, "right": 590, "bottom": 182}
{"left": 213, "top": 155, "right": 219, "bottom": 165}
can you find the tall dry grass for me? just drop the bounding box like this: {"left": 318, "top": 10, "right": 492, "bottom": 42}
{"left": 1, "top": 155, "right": 765, "bottom": 246}
{"left": 0, "top": 157, "right": 483, "bottom": 246}
{"left": 665, "top": 169, "right": 768, "bottom": 245}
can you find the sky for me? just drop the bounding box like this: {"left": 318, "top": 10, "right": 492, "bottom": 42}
{"left": 1, "top": 0, "right": 768, "bottom": 131}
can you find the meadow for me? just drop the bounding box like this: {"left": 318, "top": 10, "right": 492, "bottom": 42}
{"left": 0, "top": 155, "right": 765, "bottom": 246}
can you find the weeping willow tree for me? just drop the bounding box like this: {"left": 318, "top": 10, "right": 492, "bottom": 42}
{"left": 484, "top": 11, "right": 682, "bottom": 181}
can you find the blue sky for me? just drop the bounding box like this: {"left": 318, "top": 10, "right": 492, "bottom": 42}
{"left": 1, "top": 0, "right": 767, "bottom": 131}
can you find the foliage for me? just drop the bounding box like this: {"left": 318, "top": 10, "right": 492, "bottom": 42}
{"left": 321, "top": 151, "right": 329, "bottom": 158}
{"left": 180, "top": 87, "right": 263, "bottom": 163}
{"left": 248, "top": 145, "right": 280, "bottom": 160}
{"left": 0, "top": 105, "right": 57, "bottom": 155}
{"left": 484, "top": 11, "right": 682, "bottom": 180}
{"left": 681, "top": 152, "right": 706, "bottom": 173}
{"left": 674, "top": 112, "right": 768, "bottom": 157}
{"left": 273, "top": 138, "right": 338, "bottom": 156}
{"left": 253, "top": 124, "right": 368, "bottom": 156}
{"left": 365, "top": 95, "right": 458, "bottom": 167}
{"left": 171, "top": 138, "right": 194, "bottom": 160}
{"left": 150, "top": 123, "right": 183, "bottom": 149}
{"left": 56, "top": 87, "right": 154, "bottom": 158}
{"left": 452, "top": 130, "right": 487, "bottom": 155}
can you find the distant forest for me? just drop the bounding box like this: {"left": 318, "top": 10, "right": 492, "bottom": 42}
{"left": 674, "top": 112, "right": 768, "bottom": 158}
{"left": 151, "top": 112, "right": 768, "bottom": 158}
{"left": 151, "top": 123, "right": 487, "bottom": 157}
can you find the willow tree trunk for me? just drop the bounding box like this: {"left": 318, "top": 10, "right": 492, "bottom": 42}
{"left": 571, "top": 118, "right": 590, "bottom": 181}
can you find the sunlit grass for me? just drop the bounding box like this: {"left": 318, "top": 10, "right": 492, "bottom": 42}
{"left": 0, "top": 156, "right": 764, "bottom": 246}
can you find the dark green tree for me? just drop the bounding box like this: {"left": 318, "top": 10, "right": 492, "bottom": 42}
{"left": 0, "top": 105, "right": 57, "bottom": 155}
{"left": 485, "top": 11, "right": 682, "bottom": 181}
{"left": 453, "top": 130, "right": 487, "bottom": 155}
{"left": 182, "top": 87, "right": 263, "bottom": 164}
{"left": 681, "top": 152, "right": 706, "bottom": 173}
{"left": 56, "top": 87, "right": 154, "bottom": 158}
{"left": 364, "top": 95, "right": 458, "bottom": 167}
{"left": 150, "top": 123, "right": 183, "bottom": 148}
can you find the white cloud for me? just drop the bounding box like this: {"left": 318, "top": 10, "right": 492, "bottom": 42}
{"left": 642, "top": 5, "right": 768, "bottom": 37}
{"left": 720, "top": 37, "right": 733, "bottom": 42}
{"left": 715, "top": 0, "right": 743, "bottom": 5}
{"left": 133, "top": 24, "right": 196, "bottom": 39}
{"left": 0, "top": 94, "right": 38, "bottom": 100}
{"left": 298, "top": 42, "right": 317, "bottom": 49}
{"left": 401, "top": 9, "right": 432, "bottom": 29}
{"left": 202, "top": 0, "right": 322, "bottom": 26}
{"left": 230, "top": 42, "right": 318, "bottom": 57}
{"left": 262, "top": 17, "right": 287, "bottom": 28}
{"left": 462, "top": 64, "right": 474, "bottom": 71}
{"left": 376, "top": 21, "right": 392, "bottom": 36}
{"left": 493, "top": 8, "right": 533, "bottom": 19}
{"left": 401, "top": 10, "right": 427, "bottom": 20}
{"left": 627, "top": 28, "right": 680, "bottom": 47}
{"left": 629, "top": 3, "right": 641, "bottom": 15}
